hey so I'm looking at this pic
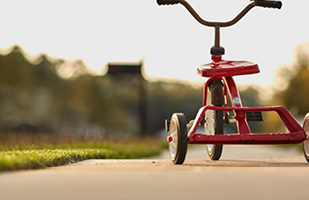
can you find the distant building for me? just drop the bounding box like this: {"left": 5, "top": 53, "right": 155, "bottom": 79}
{"left": 106, "top": 59, "right": 147, "bottom": 137}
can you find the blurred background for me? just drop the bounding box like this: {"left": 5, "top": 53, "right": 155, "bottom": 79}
{"left": 0, "top": 0, "right": 308, "bottom": 138}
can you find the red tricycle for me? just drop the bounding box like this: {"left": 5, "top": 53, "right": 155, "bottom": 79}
{"left": 157, "top": 0, "right": 309, "bottom": 164}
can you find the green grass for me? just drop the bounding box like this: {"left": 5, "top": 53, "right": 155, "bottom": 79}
{"left": 0, "top": 133, "right": 166, "bottom": 171}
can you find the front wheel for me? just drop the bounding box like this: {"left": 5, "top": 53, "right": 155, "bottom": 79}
{"left": 205, "top": 80, "right": 224, "bottom": 160}
{"left": 168, "top": 113, "right": 188, "bottom": 164}
{"left": 302, "top": 113, "right": 309, "bottom": 163}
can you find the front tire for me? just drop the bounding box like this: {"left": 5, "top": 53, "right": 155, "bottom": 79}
{"left": 302, "top": 113, "right": 309, "bottom": 163}
{"left": 168, "top": 113, "right": 188, "bottom": 164}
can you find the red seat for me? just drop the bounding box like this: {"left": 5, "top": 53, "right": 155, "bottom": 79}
{"left": 197, "top": 60, "right": 260, "bottom": 78}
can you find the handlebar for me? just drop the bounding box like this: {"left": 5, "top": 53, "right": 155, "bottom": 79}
{"left": 157, "top": 0, "right": 282, "bottom": 27}
{"left": 157, "top": 0, "right": 282, "bottom": 56}
{"left": 256, "top": 0, "right": 282, "bottom": 9}
{"left": 157, "top": 0, "right": 179, "bottom": 5}
{"left": 157, "top": 0, "right": 282, "bottom": 8}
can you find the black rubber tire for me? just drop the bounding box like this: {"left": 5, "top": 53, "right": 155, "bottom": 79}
{"left": 205, "top": 80, "right": 224, "bottom": 160}
{"left": 168, "top": 113, "right": 188, "bottom": 164}
{"left": 302, "top": 113, "right": 309, "bottom": 163}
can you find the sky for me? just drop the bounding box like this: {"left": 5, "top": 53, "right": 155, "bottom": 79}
{"left": 0, "top": 0, "right": 308, "bottom": 87}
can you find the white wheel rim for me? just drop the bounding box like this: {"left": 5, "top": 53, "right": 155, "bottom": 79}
{"left": 303, "top": 118, "right": 309, "bottom": 157}
{"left": 169, "top": 118, "right": 178, "bottom": 160}
{"left": 304, "top": 140, "right": 309, "bottom": 157}
{"left": 205, "top": 88, "right": 215, "bottom": 153}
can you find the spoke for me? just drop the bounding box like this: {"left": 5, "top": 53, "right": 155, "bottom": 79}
{"left": 207, "top": 145, "right": 213, "bottom": 153}
{"left": 172, "top": 141, "right": 177, "bottom": 149}
{"left": 170, "top": 131, "right": 177, "bottom": 137}
{"left": 206, "top": 119, "right": 215, "bottom": 124}
{"left": 170, "top": 131, "right": 178, "bottom": 150}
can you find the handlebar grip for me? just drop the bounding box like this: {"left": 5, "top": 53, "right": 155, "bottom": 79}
{"left": 157, "top": 0, "right": 180, "bottom": 6}
{"left": 256, "top": 0, "right": 282, "bottom": 9}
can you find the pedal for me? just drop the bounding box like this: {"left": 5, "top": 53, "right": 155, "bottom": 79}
{"left": 165, "top": 119, "right": 170, "bottom": 132}
{"left": 246, "top": 111, "right": 263, "bottom": 122}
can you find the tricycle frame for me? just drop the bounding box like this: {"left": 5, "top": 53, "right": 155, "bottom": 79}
{"left": 186, "top": 56, "right": 306, "bottom": 145}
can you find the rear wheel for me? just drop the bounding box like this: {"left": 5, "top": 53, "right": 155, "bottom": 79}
{"left": 204, "top": 80, "right": 224, "bottom": 160}
{"left": 302, "top": 113, "right": 309, "bottom": 163}
{"left": 168, "top": 113, "right": 188, "bottom": 164}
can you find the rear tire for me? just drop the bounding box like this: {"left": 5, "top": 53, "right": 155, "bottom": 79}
{"left": 204, "top": 80, "right": 224, "bottom": 160}
{"left": 302, "top": 113, "right": 309, "bottom": 163}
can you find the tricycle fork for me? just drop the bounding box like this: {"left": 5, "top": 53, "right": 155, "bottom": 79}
{"left": 222, "top": 76, "right": 251, "bottom": 134}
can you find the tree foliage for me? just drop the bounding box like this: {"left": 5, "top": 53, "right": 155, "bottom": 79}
{"left": 0, "top": 45, "right": 264, "bottom": 136}
{"left": 0, "top": 46, "right": 204, "bottom": 136}
{"left": 275, "top": 43, "right": 309, "bottom": 117}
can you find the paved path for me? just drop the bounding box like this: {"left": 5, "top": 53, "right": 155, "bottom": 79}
{"left": 0, "top": 145, "right": 308, "bottom": 200}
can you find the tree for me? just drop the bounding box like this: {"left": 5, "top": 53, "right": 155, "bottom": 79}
{"left": 276, "top": 43, "right": 309, "bottom": 117}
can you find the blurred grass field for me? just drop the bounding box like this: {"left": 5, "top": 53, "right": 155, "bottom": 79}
{"left": 0, "top": 132, "right": 166, "bottom": 171}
